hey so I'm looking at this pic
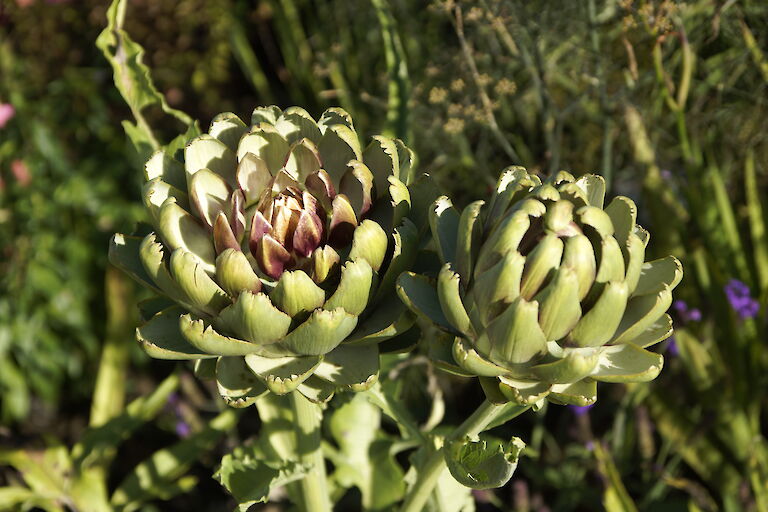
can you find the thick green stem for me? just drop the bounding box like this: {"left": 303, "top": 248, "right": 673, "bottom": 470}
{"left": 290, "top": 392, "right": 331, "bottom": 512}
{"left": 400, "top": 400, "right": 521, "bottom": 512}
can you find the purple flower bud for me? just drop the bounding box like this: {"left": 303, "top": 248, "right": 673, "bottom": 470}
{"left": 687, "top": 308, "right": 702, "bottom": 322}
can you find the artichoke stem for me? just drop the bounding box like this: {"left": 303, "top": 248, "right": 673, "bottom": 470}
{"left": 290, "top": 391, "right": 332, "bottom": 512}
{"left": 399, "top": 400, "right": 526, "bottom": 512}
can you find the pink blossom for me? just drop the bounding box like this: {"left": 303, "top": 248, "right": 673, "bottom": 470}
{"left": 0, "top": 104, "right": 15, "bottom": 128}
{"left": 11, "top": 160, "right": 31, "bottom": 187}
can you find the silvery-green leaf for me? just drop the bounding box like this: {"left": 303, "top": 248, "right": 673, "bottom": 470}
{"left": 237, "top": 127, "right": 290, "bottom": 174}
{"left": 144, "top": 150, "right": 186, "bottom": 190}
{"left": 568, "top": 281, "right": 628, "bottom": 347}
{"left": 285, "top": 138, "right": 322, "bottom": 181}
{"left": 535, "top": 266, "right": 582, "bottom": 341}
{"left": 185, "top": 134, "right": 237, "bottom": 186}
{"left": 452, "top": 338, "right": 508, "bottom": 377}
{"left": 180, "top": 314, "right": 290, "bottom": 357}
{"left": 275, "top": 107, "right": 322, "bottom": 144}
{"left": 319, "top": 107, "right": 354, "bottom": 131}
{"left": 623, "top": 232, "right": 646, "bottom": 294}
{"left": 189, "top": 168, "right": 231, "bottom": 229}
{"left": 251, "top": 105, "right": 282, "bottom": 125}
{"left": 244, "top": 354, "right": 322, "bottom": 394}
{"left": 237, "top": 153, "right": 272, "bottom": 207}
{"left": 324, "top": 259, "right": 375, "bottom": 316}
{"left": 612, "top": 286, "right": 673, "bottom": 345}
{"left": 472, "top": 251, "right": 525, "bottom": 322}
{"left": 437, "top": 264, "right": 472, "bottom": 336}
{"left": 109, "top": 233, "right": 162, "bottom": 294}
{"left": 216, "top": 356, "right": 269, "bottom": 408}
{"left": 429, "top": 196, "right": 460, "bottom": 266}
{"left": 529, "top": 349, "right": 600, "bottom": 384}
{"left": 170, "top": 249, "right": 230, "bottom": 315}
{"left": 194, "top": 358, "right": 217, "bottom": 380}
{"left": 362, "top": 135, "right": 399, "bottom": 197}
{"left": 297, "top": 375, "right": 336, "bottom": 403}
{"left": 137, "top": 308, "right": 215, "bottom": 360}
{"left": 562, "top": 234, "right": 596, "bottom": 300}
{"left": 143, "top": 178, "right": 188, "bottom": 226}
{"left": 520, "top": 234, "right": 563, "bottom": 299}
{"left": 215, "top": 249, "right": 262, "bottom": 296}
{"left": 407, "top": 173, "right": 442, "bottom": 235}
{"left": 557, "top": 183, "right": 589, "bottom": 208}
{"left": 590, "top": 344, "right": 663, "bottom": 383}
{"left": 497, "top": 377, "right": 551, "bottom": 405}
{"left": 138, "top": 233, "right": 189, "bottom": 305}
{"left": 396, "top": 272, "right": 453, "bottom": 332}
{"left": 632, "top": 256, "right": 683, "bottom": 296}
{"left": 318, "top": 124, "right": 362, "bottom": 186}
{"left": 604, "top": 196, "right": 636, "bottom": 245}
{"left": 388, "top": 175, "right": 411, "bottom": 229}
{"left": 595, "top": 237, "right": 625, "bottom": 284}
{"left": 281, "top": 308, "right": 358, "bottom": 356}
{"left": 218, "top": 292, "right": 292, "bottom": 345}
{"left": 348, "top": 220, "right": 388, "bottom": 272}
{"left": 574, "top": 174, "right": 606, "bottom": 208}
{"left": 474, "top": 210, "right": 530, "bottom": 276}
{"left": 374, "top": 218, "right": 419, "bottom": 303}
{"left": 209, "top": 112, "right": 248, "bottom": 151}
{"left": 444, "top": 437, "right": 524, "bottom": 490}
{"left": 339, "top": 161, "right": 374, "bottom": 218}
{"left": 625, "top": 313, "right": 673, "bottom": 348}
{"left": 270, "top": 270, "right": 326, "bottom": 317}
{"left": 313, "top": 344, "right": 379, "bottom": 391}
{"left": 394, "top": 138, "right": 415, "bottom": 184}
{"left": 549, "top": 379, "right": 597, "bottom": 406}
{"left": 455, "top": 200, "right": 485, "bottom": 284}
{"left": 477, "top": 298, "right": 547, "bottom": 366}
{"left": 578, "top": 205, "right": 614, "bottom": 238}
{"left": 158, "top": 198, "right": 216, "bottom": 273}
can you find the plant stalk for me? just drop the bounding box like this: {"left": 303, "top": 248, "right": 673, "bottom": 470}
{"left": 400, "top": 400, "right": 523, "bottom": 512}
{"left": 290, "top": 391, "right": 331, "bottom": 512}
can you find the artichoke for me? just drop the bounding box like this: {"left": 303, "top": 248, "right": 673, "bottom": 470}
{"left": 397, "top": 168, "right": 682, "bottom": 407}
{"left": 110, "top": 106, "right": 433, "bottom": 406}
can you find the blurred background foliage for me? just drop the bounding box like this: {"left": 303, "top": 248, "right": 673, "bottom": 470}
{"left": 1, "top": 0, "right": 768, "bottom": 510}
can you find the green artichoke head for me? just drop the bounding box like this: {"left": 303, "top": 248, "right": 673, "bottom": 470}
{"left": 397, "top": 167, "right": 682, "bottom": 407}
{"left": 110, "top": 106, "right": 432, "bottom": 406}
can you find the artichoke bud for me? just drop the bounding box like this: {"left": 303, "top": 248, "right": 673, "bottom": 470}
{"left": 397, "top": 167, "right": 682, "bottom": 407}
{"left": 112, "top": 106, "right": 430, "bottom": 405}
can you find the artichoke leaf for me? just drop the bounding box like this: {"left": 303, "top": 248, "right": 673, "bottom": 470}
{"left": 109, "top": 233, "right": 163, "bottom": 295}
{"left": 244, "top": 354, "right": 322, "bottom": 395}
{"left": 604, "top": 196, "right": 637, "bottom": 245}
{"left": 452, "top": 338, "right": 508, "bottom": 377}
{"left": 185, "top": 134, "right": 238, "bottom": 186}
{"left": 444, "top": 437, "right": 525, "bottom": 490}
{"left": 348, "top": 220, "right": 388, "bottom": 272}
{"left": 270, "top": 270, "right": 326, "bottom": 318}
{"left": 297, "top": 375, "right": 336, "bottom": 404}
{"left": 346, "top": 297, "right": 415, "bottom": 344}
{"left": 549, "top": 379, "right": 597, "bottom": 406}
{"left": 281, "top": 308, "right": 358, "bottom": 356}
{"left": 437, "top": 264, "right": 473, "bottom": 336}
{"left": 218, "top": 292, "right": 291, "bottom": 345}
{"left": 363, "top": 135, "right": 400, "bottom": 198}
{"left": 612, "top": 286, "right": 673, "bottom": 345}
{"left": 396, "top": 272, "right": 454, "bottom": 332}
{"left": 216, "top": 356, "right": 269, "bottom": 408}
{"left": 574, "top": 174, "right": 606, "bottom": 208}
{"left": 429, "top": 196, "right": 461, "bottom": 266}
{"left": 626, "top": 313, "right": 673, "bottom": 348}
{"left": 179, "top": 314, "right": 291, "bottom": 357}
{"left": 455, "top": 200, "right": 485, "bottom": 284}
{"left": 324, "top": 259, "right": 375, "bottom": 316}
{"left": 144, "top": 149, "right": 186, "bottom": 190}
{"left": 497, "top": 377, "right": 551, "bottom": 406}
{"left": 237, "top": 128, "right": 290, "bottom": 174}
{"left": 313, "top": 344, "right": 379, "bottom": 391}
{"left": 137, "top": 308, "right": 215, "bottom": 360}
{"left": 375, "top": 218, "right": 419, "bottom": 304}
{"left": 591, "top": 343, "right": 663, "bottom": 383}
{"left": 632, "top": 256, "right": 683, "bottom": 297}
{"left": 209, "top": 112, "right": 248, "bottom": 151}
{"left": 275, "top": 106, "right": 322, "bottom": 145}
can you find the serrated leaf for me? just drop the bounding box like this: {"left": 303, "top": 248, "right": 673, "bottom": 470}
{"left": 445, "top": 437, "right": 525, "bottom": 490}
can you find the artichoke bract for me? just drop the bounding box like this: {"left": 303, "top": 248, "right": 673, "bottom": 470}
{"left": 397, "top": 168, "right": 682, "bottom": 407}
{"left": 110, "top": 106, "right": 432, "bottom": 406}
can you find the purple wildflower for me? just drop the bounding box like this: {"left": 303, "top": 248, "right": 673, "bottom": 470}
{"left": 0, "top": 104, "right": 15, "bottom": 129}
{"left": 666, "top": 336, "right": 679, "bottom": 356}
{"left": 672, "top": 300, "right": 701, "bottom": 324}
{"left": 568, "top": 404, "right": 594, "bottom": 417}
{"left": 725, "top": 279, "right": 760, "bottom": 319}
{"left": 175, "top": 421, "right": 191, "bottom": 438}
